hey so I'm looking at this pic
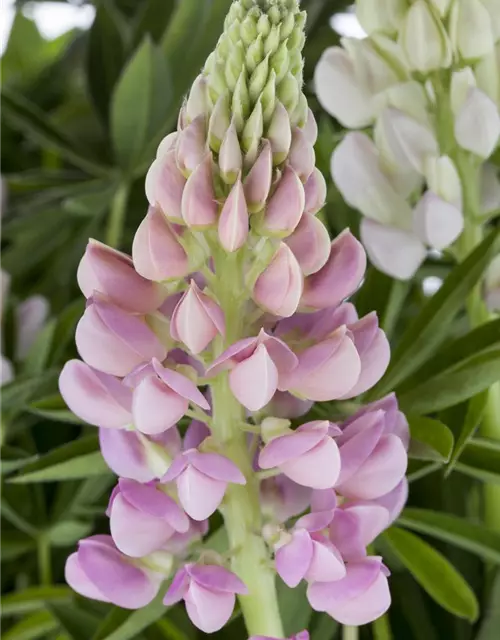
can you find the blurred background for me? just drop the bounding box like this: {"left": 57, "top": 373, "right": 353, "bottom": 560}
{"left": 1, "top": 1, "right": 497, "bottom": 639}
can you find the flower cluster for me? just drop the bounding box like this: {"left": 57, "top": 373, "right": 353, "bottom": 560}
{"left": 60, "top": 1, "right": 409, "bottom": 636}
{"left": 315, "top": 0, "right": 500, "bottom": 280}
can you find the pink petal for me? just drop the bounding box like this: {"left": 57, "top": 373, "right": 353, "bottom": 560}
{"left": 229, "top": 344, "right": 279, "bottom": 411}
{"left": 163, "top": 567, "right": 190, "bottom": 605}
{"left": 280, "top": 437, "right": 341, "bottom": 489}
{"left": 342, "top": 504, "right": 390, "bottom": 547}
{"left": 133, "top": 376, "right": 188, "bottom": 435}
{"left": 206, "top": 336, "right": 259, "bottom": 376}
{"left": 295, "top": 510, "right": 335, "bottom": 532}
{"left": 371, "top": 478, "right": 409, "bottom": 523}
{"left": 259, "top": 429, "right": 328, "bottom": 469}
{"left": 218, "top": 179, "right": 249, "bottom": 252}
{"left": 99, "top": 428, "right": 157, "bottom": 482}
{"left": 161, "top": 453, "right": 189, "bottom": 483}
{"left": 152, "top": 359, "right": 210, "bottom": 409}
{"left": 181, "top": 155, "right": 218, "bottom": 228}
{"left": 305, "top": 536, "right": 346, "bottom": 583}
{"left": 183, "top": 420, "right": 210, "bottom": 450}
{"left": 336, "top": 412, "right": 386, "bottom": 482}
{"left": 187, "top": 564, "right": 248, "bottom": 594}
{"left": 259, "top": 333, "right": 299, "bottom": 376}
{"left": 286, "top": 214, "right": 331, "bottom": 276}
{"left": 176, "top": 466, "right": 227, "bottom": 520}
{"left": 275, "top": 529, "right": 313, "bottom": 588}
{"left": 328, "top": 509, "right": 366, "bottom": 562}
{"left": 185, "top": 583, "right": 236, "bottom": 633}
{"left": 146, "top": 151, "right": 185, "bottom": 222}
{"left": 65, "top": 552, "right": 110, "bottom": 603}
{"left": 119, "top": 479, "right": 189, "bottom": 531}
{"left": 186, "top": 450, "right": 246, "bottom": 484}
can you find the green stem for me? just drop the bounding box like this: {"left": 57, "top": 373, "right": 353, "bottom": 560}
{"left": 106, "top": 182, "right": 130, "bottom": 249}
{"left": 37, "top": 533, "right": 52, "bottom": 585}
{"left": 455, "top": 154, "right": 500, "bottom": 531}
{"left": 342, "top": 626, "right": 359, "bottom": 640}
{"left": 209, "top": 250, "right": 284, "bottom": 638}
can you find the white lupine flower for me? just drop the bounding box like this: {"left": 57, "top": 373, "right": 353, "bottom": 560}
{"left": 450, "top": 67, "right": 477, "bottom": 115}
{"left": 399, "top": 0, "right": 452, "bottom": 73}
{"left": 331, "top": 132, "right": 414, "bottom": 227}
{"left": 475, "top": 44, "right": 500, "bottom": 108}
{"left": 412, "top": 191, "right": 464, "bottom": 250}
{"left": 429, "top": 0, "right": 454, "bottom": 16}
{"left": 482, "top": 0, "right": 500, "bottom": 41}
{"left": 449, "top": 0, "right": 495, "bottom": 60}
{"left": 360, "top": 218, "right": 427, "bottom": 280}
{"left": 454, "top": 87, "right": 500, "bottom": 158}
{"left": 356, "top": 0, "right": 407, "bottom": 35}
{"left": 424, "top": 155, "right": 463, "bottom": 209}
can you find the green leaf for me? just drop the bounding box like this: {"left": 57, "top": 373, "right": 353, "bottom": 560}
{"left": 1, "top": 88, "right": 110, "bottom": 176}
{"left": 382, "top": 527, "right": 479, "bottom": 621}
{"left": 21, "top": 319, "right": 56, "bottom": 376}
{"left": 86, "top": 3, "right": 125, "bottom": 122}
{"left": 111, "top": 38, "right": 170, "bottom": 169}
{"left": 370, "top": 228, "right": 500, "bottom": 398}
{"left": 94, "top": 589, "right": 167, "bottom": 640}
{"left": 398, "top": 508, "right": 500, "bottom": 563}
{"left": 372, "top": 613, "right": 392, "bottom": 640}
{"left": 408, "top": 415, "right": 454, "bottom": 462}
{"left": 446, "top": 392, "right": 488, "bottom": 476}
{"left": 309, "top": 614, "right": 338, "bottom": 640}
{"left": 1, "top": 370, "right": 59, "bottom": 413}
{"left": 398, "top": 346, "right": 500, "bottom": 414}
{"left": 455, "top": 437, "right": 500, "bottom": 484}
{"left": 2, "top": 610, "right": 58, "bottom": 640}
{"left": 1, "top": 532, "right": 35, "bottom": 561}
{"left": 1, "top": 586, "right": 72, "bottom": 617}
{"left": 132, "top": 0, "right": 176, "bottom": 48}
{"left": 476, "top": 572, "right": 500, "bottom": 640}
{"left": 28, "top": 395, "right": 84, "bottom": 425}
{"left": 48, "top": 603, "right": 100, "bottom": 640}
{"left": 48, "top": 520, "right": 93, "bottom": 547}
{"left": 277, "top": 579, "right": 312, "bottom": 638}
{"left": 9, "top": 436, "right": 110, "bottom": 484}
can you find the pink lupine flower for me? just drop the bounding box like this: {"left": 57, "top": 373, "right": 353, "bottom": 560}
{"left": 59, "top": 360, "right": 132, "bottom": 428}
{"left": 132, "top": 206, "right": 189, "bottom": 281}
{"left": 307, "top": 557, "right": 391, "bottom": 626}
{"left": 163, "top": 563, "right": 248, "bottom": 633}
{"left": 65, "top": 535, "right": 163, "bottom": 609}
{"left": 107, "top": 479, "right": 189, "bottom": 557}
{"left": 183, "top": 420, "right": 211, "bottom": 450}
{"left": 127, "top": 358, "right": 210, "bottom": 435}
{"left": 370, "top": 478, "right": 409, "bottom": 522}
{"left": 285, "top": 214, "right": 331, "bottom": 276}
{"left": 163, "top": 518, "right": 209, "bottom": 557}
{"left": 253, "top": 243, "right": 304, "bottom": 318}
{"left": 259, "top": 166, "right": 305, "bottom": 236}
{"left": 274, "top": 511, "right": 345, "bottom": 588}
{"left": 176, "top": 115, "right": 207, "bottom": 176}
{"left": 244, "top": 139, "right": 273, "bottom": 212}
{"left": 301, "top": 230, "right": 366, "bottom": 310}
{"left": 328, "top": 503, "right": 391, "bottom": 561}
{"left": 162, "top": 449, "right": 246, "bottom": 520}
{"left": 264, "top": 390, "right": 313, "bottom": 419}
{"left": 99, "top": 427, "right": 181, "bottom": 483}
{"left": 218, "top": 178, "right": 249, "bottom": 251}
{"left": 345, "top": 393, "right": 410, "bottom": 450}
{"left": 261, "top": 474, "right": 312, "bottom": 523}
{"left": 279, "top": 326, "right": 361, "bottom": 402}
{"left": 206, "top": 329, "right": 298, "bottom": 411}
{"left": 77, "top": 239, "right": 164, "bottom": 313}
{"left": 170, "top": 280, "right": 225, "bottom": 354}
{"left": 181, "top": 155, "right": 218, "bottom": 228}
{"left": 75, "top": 297, "right": 167, "bottom": 377}
{"left": 145, "top": 149, "right": 186, "bottom": 223}
{"left": 259, "top": 421, "right": 342, "bottom": 489}
{"left": 336, "top": 409, "right": 408, "bottom": 500}
{"left": 304, "top": 168, "right": 327, "bottom": 215}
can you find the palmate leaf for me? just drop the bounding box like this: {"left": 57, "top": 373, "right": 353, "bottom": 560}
{"left": 382, "top": 527, "right": 479, "bottom": 622}
{"left": 368, "top": 228, "right": 500, "bottom": 398}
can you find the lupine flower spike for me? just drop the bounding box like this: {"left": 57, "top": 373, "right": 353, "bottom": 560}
{"left": 60, "top": 1, "right": 408, "bottom": 637}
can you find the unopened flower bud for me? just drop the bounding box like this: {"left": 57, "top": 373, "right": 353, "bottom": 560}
{"left": 186, "top": 74, "right": 209, "bottom": 122}
{"left": 268, "top": 100, "right": 292, "bottom": 164}
{"left": 244, "top": 139, "right": 273, "bottom": 212}
{"left": 219, "top": 120, "right": 242, "bottom": 184}
{"left": 145, "top": 150, "right": 186, "bottom": 223}
{"left": 285, "top": 214, "right": 331, "bottom": 276}
{"left": 258, "top": 165, "right": 305, "bottom": 237}
{"left": 176, "top": 115, "right": 207, "bottom": 176}
{"left": 277, "top": 72, "right": 299, "bottom": 113}
{"left": 181, "top": 155, "right": 218, "bottom": 228}
{"left": 253, "top": 243, "right": 303, "bottom": 318}
{"left": 218, "top": 179, "right": 249, "bottom": 252}
{"left": 288, "top": 127, "right": 315, "bottom": 182}
{"left": 450, "top": 67, "right": 477, "bottom": 115}
{"left": 232, "top": 70, "right": 251, "bottom": 132}
{"left": 356, "top": 0, "right": 407, "bottom": 35}
{"left": 400, "top": 0, "right": 452, "bottom": 73}
{"left": 449, "top": 0, "right": 495, "bottom": 60}
{"left": 304, "top": 168, "right": 327, "bottom": 215}
{"left": 208, "top": 93, "right": 231, "bottom": 152}
{"left": 475, "top": 47, "right": 500, "bottom": 108}
{"left": 243, "top": 100, "right": 264, "bottom": 153}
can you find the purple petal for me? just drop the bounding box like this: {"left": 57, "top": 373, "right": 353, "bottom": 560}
{"left": 187, "top": 564, "right": 248, "bottom": 594}
{"left": 161, "top": 453, "right": 189, "bottom": 483}
{"left": 295, "top": 510, "right": 335, "bottom": 532}
{"left": 185, "top": 582, "right": 236, "bottom": 633}
{"left": 261, "top": 333, "right": 299, "bottom": 376}
{"left": 152, "top": 359, "right": 210, "bottom": 409}
{"left": 305, "top": 536, "right": 346, "bottom": 582}
{"left": 328, "top": 509, "right": 366, "bottom": 562}
{"left": 119, "top": 479, "right": 189, "bottom": 531}
{"left": 176, "top": 466, "right": 227, "bottom": 520}
{"left": 336, "top": 413, "right": 386, "bottom": 484}
{"left": 99, "top": 428, "right": 157, "bottom": 482}
{"left": 280, "top": 438, "right": 341, "bottom": 489}
{"left": 259, "top": 430, "right": 327, "bottom": 469}
{"left": 275, "top": 529, "right": 313, "bottom": 588}
{"left": 65, "top": 552, "right": 110, "bottom": 603}
{"left": 342, "top": 504, "right": 390, "bottom": 547}
{"left": 163, "top": 567, "right": 190, "bottom": 605}
{"left": 229, "top": 344, "right": 279, "bottom": 411}
{"left": 206, "top": 336, "right": 258, "bottom": 377}
{"left": 133, "top": 376, "right": 188, "bottom": 435}
{"left": 183, "top": 420, "right": 211, "bottom": 450}
{"left": 186, "top": 450, "right": 246, "bottom": 484}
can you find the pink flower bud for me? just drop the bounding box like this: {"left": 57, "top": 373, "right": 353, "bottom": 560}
{"left": 207, "top": 330, "right": 298, "bottom": 411}
{"left": 59, "top": 359, "right": 132, "bottom": 429}
{"left": 304, "top": 168, "right": 327, "bottom": 215}
{"left": 181, "top": 155, "right": 218, "bottom": 228}
{"left": 130, "top": 358, "right": 210, "bottom": 435}
{"left": 340, "top": 313, "right": 390, "bottom": 399}
{"left": 253, "top": 243, "right": 304, "bottom": 318}
{"left": 99, "top": 427, "right": 181, "bottom": 483}
{"left": 289, "top": 128, "right": 316, "bottom": 182}
{"left": 336, "top": 410, "right": 408, "bottom": 500}
{"left": 77, "top": 240, "right": 163, "bottom": 314}
{"left": 65, "top": 535, "right": 163, "bottom": 609}
{"left": 301, "top": 230, "right": 366, "bottom": 310}
{"left": 163, "top": 563, "right": 248, "bottom": 633}
{"left": 218, "top": 179, "right": 249, "bottom": 252}
{"left": 108, "top": 479, "right": 189, "bottom": 557}
{"left": 259, "top": 421, "right": 342, "bottom": 489}
{"left": 170, "top": 280, "right": 225, "bottom": 354}
{"left": 176, "top": 115, "right": 207, "bottom": 176}
{"left": 75, "top": 298, "right": 167, "bottom": 377}
{"left": 244, "top": 139, "right": 273, "bottom": 213}
{"left": 145, "top": 150, "right": 186, "bottom": 223}
{"left": 219, "top": 120, "right": 242, "bottom": 184}
{"left": 275, "top": 514, "right": 345, "bottom": 588}
{"left": 285, "top": 215, "right": 331, "bottom": 276}
{"left": 280, "top": 326, "right": 361, "bottom": 402}
{"left": 412, "top": 191, "right": 464, "bottom": 250}
{"left": 186, "top": 74, "right": 209, "bottom": 121}
{"left": 307, "top": 557, "right": 391, "bottom": 625}
{"left": 156, "top": 132, "right": 177, "bottom": 158}
{"left": 303, "top": 107, "right": 318, "bottom": 145}
{"left": 259, "top": 166, "right": 305, "bottom": 237}
{"left": 132, "top": 207, "right": 189, "bottom": 282}
{"left": 162, "top": 449, "right": 246, "bottom": 520}
{"left": 268, "top": 101, "right": 292, "bottom": 164}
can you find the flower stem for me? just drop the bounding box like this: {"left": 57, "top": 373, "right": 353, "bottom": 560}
{"left": 106, "top": 182, "right": 130, "bottom": 249}
{"left": 209, "top": 249, "right": 285, "bottom": 638}
{"left": 37, "top": 533, "right": 52, "bottom": 585}
{"left": 342, "top": 625, "right": 359, "bottom": 640}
